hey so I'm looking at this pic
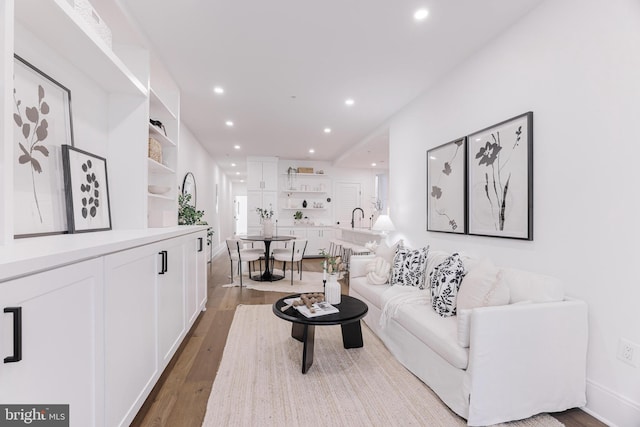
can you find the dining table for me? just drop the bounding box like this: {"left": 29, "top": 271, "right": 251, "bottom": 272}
{"left": 240, "top": 235, "right": 294, "bottom": 281}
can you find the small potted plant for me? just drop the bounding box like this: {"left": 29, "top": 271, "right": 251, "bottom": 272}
{"left": 293, "top": 210, "right": 303, "bottom": 225}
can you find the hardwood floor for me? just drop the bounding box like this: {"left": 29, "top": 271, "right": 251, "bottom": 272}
{"left": 131, "top": 252, "right": 606, "bottom": 427}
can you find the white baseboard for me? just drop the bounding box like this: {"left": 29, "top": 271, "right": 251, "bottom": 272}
{"left": 585, "top": 379, "right": 640, "bottom": 427}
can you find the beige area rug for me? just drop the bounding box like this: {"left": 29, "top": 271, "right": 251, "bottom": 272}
{"left": 202, "top": 305, "right": 563, "bottom": 427}
{"left": 222, "top": 269, "right": 331, "bottom": 293}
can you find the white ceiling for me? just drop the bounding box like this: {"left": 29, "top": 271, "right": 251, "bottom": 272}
{"left": 97, "top": 0, "right": 543, "bottom": 181}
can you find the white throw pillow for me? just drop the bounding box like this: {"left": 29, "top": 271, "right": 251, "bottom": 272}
{"left": 375, "top": 240, "right": 400, "bottom": 266}
{"left": 457, "top": 258, "right": 509, "bottom": 312}
{"left": 498, "top": 268, "right": 564, "bottom": 303}
{"left": 430, "top": 253, "right": 466, "bottom": 317}
{"left": 365, "top": 256, "right": 391, "bottom": 285}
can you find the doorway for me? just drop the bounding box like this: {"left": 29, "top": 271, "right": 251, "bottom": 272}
{"left": 233, "top": 196, "right": 247, "bottom": 235}
{"left": 334, "top": 182, "right": 362, "bottom": 227}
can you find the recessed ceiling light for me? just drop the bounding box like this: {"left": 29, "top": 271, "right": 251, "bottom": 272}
{"left": 231, "top": 163, "right": 236, "bottom": 167}
{"left": 324, "top": 128, "right": 332, "bottom": 133}
{"left": 234, "top": 145, "right": 241, "bottom": 150}
{"left": 236, "top": 172, "right": 240, "bottom": 175}
{"left": 414, "top": 8, "right": 429, "bottom": 21}
{"left": 309, "top": 149, "right": 315, "bottom": 154}
{"left": 345, "top": 98, "right": 355, "bottom": 106}
{"left": 225, "top": 120, "right": 234, "bottom": 127}
{"left": 240, "top": 179, "right": 245, "bottom": 183}
{"left": 371, "top": 163, "right": 377, "bottom": 167}
{"left": 213, "top": 86, "right": 224, "bottom": 94}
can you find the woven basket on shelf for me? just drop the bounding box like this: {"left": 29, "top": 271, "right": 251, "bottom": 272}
{"left": 148, "top": 138, "right": 162, "bottom": 164}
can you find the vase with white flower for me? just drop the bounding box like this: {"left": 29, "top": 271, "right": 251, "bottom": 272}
{"left": 256, "top": 205, "right": 275, "bottom": 237}
{"left": 319, "top": 249, "right": 343, "bottom": 304}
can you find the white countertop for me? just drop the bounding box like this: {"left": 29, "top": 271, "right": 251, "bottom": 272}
{"left": 339, "top": 227, "right": 383, "bottom": 235}
{"left": 0, "top": 226, "right": 208, "bottom": 283}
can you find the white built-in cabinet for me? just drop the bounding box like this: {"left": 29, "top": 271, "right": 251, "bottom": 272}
{"left": 278, "top": 226, "right": 334, "bottom": 256}
{"left": 148, "top": 89, "right": 180, "bottom": 227}
{"left": 0, "top": 228, "right": 207, "bottom": 427}
{"left": 0, "top": 0, "right": 183, "bottom": 241}
{"left": 0, "top": 258, "right": 104, "bottom": 424}
{"left": 247, "top": 157, "right": 279, "bottom": 232}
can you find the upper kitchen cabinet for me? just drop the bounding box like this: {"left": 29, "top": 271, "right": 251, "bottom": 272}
{"left": 247, "top": 157, "right": 278, "bottom": 191}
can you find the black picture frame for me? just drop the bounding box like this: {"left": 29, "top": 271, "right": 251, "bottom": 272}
{"left": 466, "top": 112, "right": 533, "bottom": 240}
{"left": 426, "top": 137, "right": 467, "bottom": 234}
{"left": 13, "top": 54, "right": 74, "bottom": 238}
{"left": 62, "top": 145, "right": 112, "bottom": 233}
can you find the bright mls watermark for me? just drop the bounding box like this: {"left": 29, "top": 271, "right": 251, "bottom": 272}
{"left": 0, "top": 405, "right": 68, "bottom": 426}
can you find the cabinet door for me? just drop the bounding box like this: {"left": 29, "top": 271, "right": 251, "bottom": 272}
{"left": 186, "top": 232, "right": 207, "bottom": 325}
{"left": 246, "top": 161, "right": 263, "bottom": 191}
{"left": 104, "top": 245, "right": 158, "bottom": 427}
{"left": 248, "top": 191, "right": 278, "bottom": 227}
{"left": 0, "top": 259, "right": 103, "bottom": 426}
{"left": 157, "top": 239, "right": 186, "bottom": 368}
{"left": 247, "top": 191, "right": 263, "bottom": 227}
{"left": 261, "top": 161, "right": 279, "bottom": 191}
{"left": 307, "top": 228, "right": 335, "bottom": 256}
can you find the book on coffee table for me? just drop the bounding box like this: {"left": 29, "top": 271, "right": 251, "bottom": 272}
{"left": 283, "top": 298, "right": 339, "bottom": 318}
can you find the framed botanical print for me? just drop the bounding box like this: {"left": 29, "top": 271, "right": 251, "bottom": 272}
{"left": 467, "top": 112, "right": 533, "bottom": 240}
{"left": 62, "top": 145, "right": 112, "bottom": 233}
{"left": 13, "top": 55, "right": 74, "bottom": 238}
{"left": 426, "top": 137, "right": 466, "bottom": 233}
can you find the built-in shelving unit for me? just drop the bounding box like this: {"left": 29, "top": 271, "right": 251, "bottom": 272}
{"left": 147, "top": 84, "right": 180, "bottom": 227}
{"left": 16, "top": 0, "right": 147, "bottom": 96}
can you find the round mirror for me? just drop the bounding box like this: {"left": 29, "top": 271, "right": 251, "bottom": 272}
{"left": 182, "top": 172, "right": 197, "bottom": 207}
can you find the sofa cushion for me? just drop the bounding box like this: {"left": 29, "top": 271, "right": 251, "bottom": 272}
{"left": 457, "top": 258, "right": 509, "bottom": 311}
{"left": 390, "top": 246, "right": 430, "bottom": 288}
{"left": 366, "top": 256, "right": 391, "bottom": 285}
{"left": 375, "top": 240, "right": 401, "bottom": 266}
{"left": 498, "top": 268, "right": 564, "bottom": 303}
{"left": 430, "top": 253, "right": 466, "bottom": 317}
{"left": 350, "top": 276, "right": 389, "bottom": 309}
{"left": 393, "top": 303, "right": 469, "bottom": 369}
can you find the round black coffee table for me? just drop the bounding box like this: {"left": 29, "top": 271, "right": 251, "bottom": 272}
{"left": 273, "top": 294, "right": 368, "bottom": 374}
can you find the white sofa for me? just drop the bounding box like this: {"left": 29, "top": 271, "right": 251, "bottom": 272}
{"left": 348, "top": 252, "right": 588, "bottom": 426}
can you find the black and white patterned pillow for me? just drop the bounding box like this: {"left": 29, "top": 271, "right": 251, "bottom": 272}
{"left": 430, "top": 253, "right": 466, "bottom": 317}
{"left": 390, "top": 246, "right": 430, "bottom": 288}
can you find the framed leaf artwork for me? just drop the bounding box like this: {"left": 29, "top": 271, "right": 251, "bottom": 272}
{"left": 467, "top": 112, "right": 533, "bottom": 240}
{"left": 62, "top": 145, "right": 112, "bottom": 233}
{"left": 426, "top": 137, "right": 467, "bottom": 234}
{"left": 13, "top": 55, "right": 74, "bottom": 238}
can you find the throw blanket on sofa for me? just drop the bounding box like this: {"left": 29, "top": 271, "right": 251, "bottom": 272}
{"left": 379, "top": 286, "right": 431, "bottom": 328}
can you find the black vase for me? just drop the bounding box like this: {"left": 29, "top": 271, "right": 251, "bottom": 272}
{"left": 302, "top": 200, "right": 307, "bottom": 208}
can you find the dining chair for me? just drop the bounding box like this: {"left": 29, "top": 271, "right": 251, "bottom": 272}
{"left": 272, "top": 239, "right": 308, "bottom": 285}
{"left": 226, "top": 238, "right": 262, "bottom": 287}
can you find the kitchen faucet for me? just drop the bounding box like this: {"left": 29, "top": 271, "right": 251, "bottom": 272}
{"left": 351, "top": 207, "right": 364, "bottom": 229}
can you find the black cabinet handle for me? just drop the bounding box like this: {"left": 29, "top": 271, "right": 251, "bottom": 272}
{"left": 158, "top": 251, "right": 168, "bottom": 275}
{"left": 198, "top": 237, "right": 203, "bottom": 252}
{"left": 4, "top": 307, "right": 22, "bottom": 363}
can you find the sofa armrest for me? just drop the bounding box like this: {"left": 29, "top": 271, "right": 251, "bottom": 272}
{"left": 466, "top": 299, "right": 588, "bottom": 426}
{"left": 349, "top": 254, "right": 376, "bottom": 278}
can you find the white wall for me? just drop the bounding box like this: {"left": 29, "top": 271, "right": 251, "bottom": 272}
{"left": 178, "top": 124, "right": 233, "bottom": 253}
{"left": 387, "top": 0, "right": 640, "bottom": 425}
